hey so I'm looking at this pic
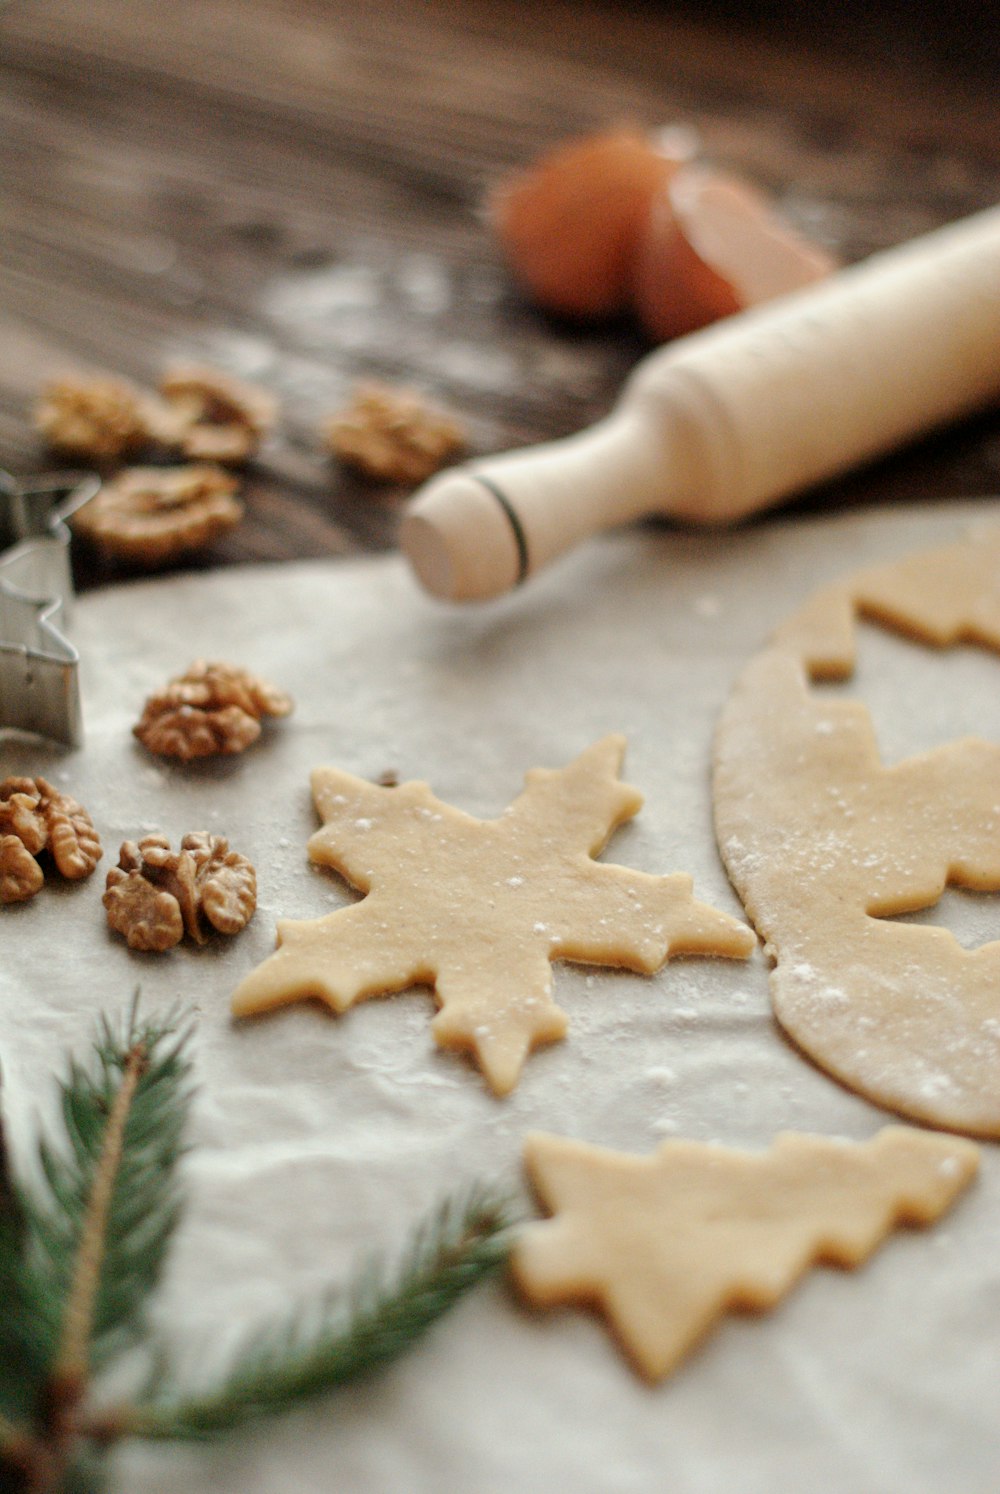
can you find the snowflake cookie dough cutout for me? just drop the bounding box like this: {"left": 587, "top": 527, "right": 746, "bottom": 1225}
{"left": 513, "top": 1128, "right": 978, "bottom": 1380}
{"left": 713, "top": 529, "right": 1000, "bottom": 1137}
{"left": 231, "top": 734, "right": 754, "bottom": 1093}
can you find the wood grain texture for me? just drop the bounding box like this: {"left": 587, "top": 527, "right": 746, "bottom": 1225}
{"left": 1, "top": 0, "right": 998, "bottom": 592}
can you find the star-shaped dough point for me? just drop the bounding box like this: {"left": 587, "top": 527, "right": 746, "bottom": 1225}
{"left": 231, "top": 735, "right": 754, "bottom": 1093}
{"left": 513, "top": 1127, "right": 979, "bottom": 1379}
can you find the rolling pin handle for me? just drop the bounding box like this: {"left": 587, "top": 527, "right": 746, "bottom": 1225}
{"left": 401, "top": 410, "right": 679, "bottom": 601}
{"left": 401, "top": 472, "right": 525, "bottom": 601}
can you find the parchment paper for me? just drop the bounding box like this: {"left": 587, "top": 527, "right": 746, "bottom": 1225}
{"left": 2, "top": 502, "right": 998, "bottom": 1494}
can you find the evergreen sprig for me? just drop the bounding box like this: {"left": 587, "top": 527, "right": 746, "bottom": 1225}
{"left": 130, "top": 1185, "right": 509, "bottom": 1440}
{"left": 22, "top": 1000, "right": 191, "bottom": 1380}
{"left": 0, "top": 1005, "right": 513, "bottom": 1494}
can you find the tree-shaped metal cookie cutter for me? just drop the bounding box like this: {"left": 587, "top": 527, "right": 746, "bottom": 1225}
{"left": 0, "top": 468, "right": 99, "bottom": 747}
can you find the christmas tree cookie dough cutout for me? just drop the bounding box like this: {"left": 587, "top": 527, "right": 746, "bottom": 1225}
{"left": 231, "top": 734, "right": 754, "bottom": 1093}
{"left": 513, "top": 1127, "right": 978, "bottom": 1381}
{"left": 714, "top": 529, "right": 1000, "bottom": 1137}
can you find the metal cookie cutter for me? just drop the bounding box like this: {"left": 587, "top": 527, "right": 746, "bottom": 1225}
{"left": 0, "top": 468, "right": 99, "bottom": 748}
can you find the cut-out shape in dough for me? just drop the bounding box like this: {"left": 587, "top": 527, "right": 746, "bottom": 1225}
{"left": 513, "top": 1127, "right": 978, "bottom": 1381}
{"left": 232, "top": 735, "right": 754, "bottom": 1094}
{"left": 713, "top": 530, "right": 1000, "bottom": 1136}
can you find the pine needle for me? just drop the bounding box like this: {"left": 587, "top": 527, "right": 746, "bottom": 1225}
{"left": 129, "top": 1185, "right": 512, "bottom": 1439}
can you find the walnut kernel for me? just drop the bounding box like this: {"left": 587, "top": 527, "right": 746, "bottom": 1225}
{"left": 104, "top": 833, "right": 256, "bottom": 950}
{"left": 0, "top": 777, "right": 47, "bottom": 854}
{"left": 45, "top": 786, "right": 105, "bottom": 881}
{"left": 184, "top": 830, "right": 258, "bottom": 937}
{"left": 0, "top": 776, "right": 102, "bottom": 903}
{"left": 104, "top": 865, "right": 184, "bottom": 952}
{"left": 71, "top": 464, "right": 243, "bottom": 566}
{"left": 323, "top": 380, "right": 466, "bottom": 485}
{"left": 150, "top": 365, "right": 277, "bottom": 464}
{"left": 34, "top": 377, "right": 149, "bottom": 462}
{"left": 0, "top": 835, "right": 45, "bottom": 904}
{"left": 134, "top": 660, "right": 293, "bottom": 761}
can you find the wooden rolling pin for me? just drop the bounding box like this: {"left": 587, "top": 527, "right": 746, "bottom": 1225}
{"left": 401, "top": 204, "right": 1000, "bottom": 601}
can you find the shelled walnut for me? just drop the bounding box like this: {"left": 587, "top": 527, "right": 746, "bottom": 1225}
{"left": 71, "top": 464, "right": 243, "bottom": 565}
{"left": 150, "top": 365, "right": 277, "bottom": 464}
{"left": 35, "top": 365, "right": 277, "bottom": 468}
{"left": 134, "top": 660, "right": 294, "bottom": 761}
{"left": 34, "top": 377, "right": 150, "bottom": 463}
{"left": 323, "top": 380, "right": 466, "bottom": 485}
{"left": 0, "top": 776, "right": 102, "bottom": 904}
{"left": 0, "top": 836, "right": 45, "bottom": 904}
{"left": 104, "top": 832, "right": 257, "bottom": 951}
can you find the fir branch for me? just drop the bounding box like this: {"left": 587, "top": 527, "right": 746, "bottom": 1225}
{"left": 0, "top": 1005, "right": 514, "bottom": 1492}
{"left": 125, "top": 1185, "right": 512, "bottom": 1440}
{"left": 20, "top": 1002, "right": 192, "bottom": 1385}
{"left": 0, "top": 1003, "right": 193, "bottom": 1493}
{"left": 50, "top": 1039, "right": 146, "bottom": 1395}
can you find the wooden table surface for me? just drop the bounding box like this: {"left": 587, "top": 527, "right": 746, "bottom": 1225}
{"left": 2, "top": 0, "right": 999, "bottom": 595}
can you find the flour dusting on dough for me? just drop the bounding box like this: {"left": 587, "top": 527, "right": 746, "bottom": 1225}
{"left": 713, "top": 530, "right": 1000, "bottom": 1137}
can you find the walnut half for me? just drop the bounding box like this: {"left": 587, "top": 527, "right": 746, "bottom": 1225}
{"left": 34, "top": 377, "right": 150, "bottom": 463}
{"left": 104, "top": 832, "right": 257, "bottom": 951}
{"left": 71, "top": 464, "right": 243, "bottom": 566}
{"left": 0, "top": 776, "right": 102, "bottom": 904}
{"left": 323, "top": 380, "right": 466, "bottom": 485}
{"left": 134, "top": 660, "right": 294, "bottom": 761}
{"left": 1, "top": 835, "right": 45, "bottom": 904}
{"left": 150, "top": 365, "right": 277, "bottom": 464}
